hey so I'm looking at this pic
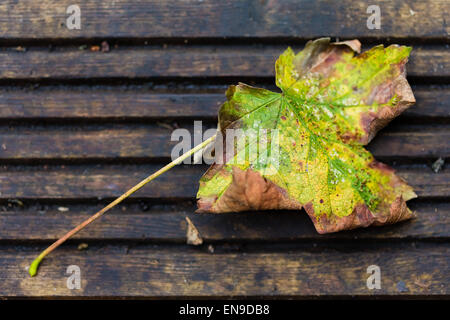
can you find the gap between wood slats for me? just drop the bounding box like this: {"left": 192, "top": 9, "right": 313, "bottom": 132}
{"left": 0, "top": 0, "right": 448, "bottom": 39}
{"left": 0, "top": 87, "right": 448, "bottom": 120}
{"left": 1, "top": 37, "right": 449, "bottom": 48}
{"left": 0, "top": 201, "right": 448, "bottom": 241}
{"left": 0, "top": 243, "right": 448, "bottom": 297}
{"left": 0, "top": 165, "right": 447, "bottom": 199}
{"left": 0, "top": 46, "right": 448, "bottom": 79}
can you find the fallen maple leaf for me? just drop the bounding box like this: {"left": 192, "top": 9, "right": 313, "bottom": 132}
{"left": 28, "top": 38, "right": 417, "bottom": 276}
{"left": 197, "top": 38, "right": 417, "bottom": 233}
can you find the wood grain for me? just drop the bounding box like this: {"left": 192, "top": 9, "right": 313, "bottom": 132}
{"left": 0, "top": 202, "right": 448, "bottom": 241}
{"left": 0, "top": 87, "right": 447, "bottom": 120}
{"left": 0, "top": 46, "right": 447, "bottom": 80}
{"left": 0, "top": 0, "right": 448, "bottom": 39}
{"left": 1, "top": 244, "right": 447, "bottom": 297}
{"left": 0, "top": 92, "right": 222, "bottom": 119}
{"left": 0, "top": 166, "right": 447, "bottom": 199}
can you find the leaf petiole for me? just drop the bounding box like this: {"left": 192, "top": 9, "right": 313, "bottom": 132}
{"left": 29, "top": 134, "right": 217, "bottom": 277}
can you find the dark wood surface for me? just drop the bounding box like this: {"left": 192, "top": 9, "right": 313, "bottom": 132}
{"left": 0, "top": 46, "right": 448, "bottom": 79}
{"left": 1, "top": 0, "right": 448, "bottom": 39}
{"left": 0, "top": 0, "right": 448, "bottom": 298}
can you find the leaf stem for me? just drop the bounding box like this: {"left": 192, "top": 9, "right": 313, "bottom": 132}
{"left": 29, "top": 134, "right": 217, "bottom": 277}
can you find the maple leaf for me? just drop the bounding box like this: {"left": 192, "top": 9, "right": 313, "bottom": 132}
{"left": 197, "top": 38, "right": 417, "bottom": 234}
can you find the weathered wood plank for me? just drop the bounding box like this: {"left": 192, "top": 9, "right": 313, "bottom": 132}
{"left": 0, "top": 0, "right": 448, "bottom": 39}
{"left": 0, "top": 202, "right": 447, "bottom": 241}
{"left": 0, "top": 92, "right": 222, "bottom": 119}
{"left": 1, "top": 244, "right": 447, "bottom": 297}
{"left": 0, "top": 46, "right": 447, "bottom": 79}
{"left": 0, "top": 165, "right": 204, "bottom": 200}
{"left": 405, "top": 87, "right": 450, "bottom": 118}
{"left": 0, "top": 166, "right": 447, "bottom": 199}
{"left": 367, "top": 130, "right": 450, "bottom": 159}
{"left": 0, "top": 87, "right": 447, "bottom": 120}
{"left": 0, "top": 128, "right": 176, "bottom": 160}
{"left": 1, "top": 128, "right": 447, "bottom": 160}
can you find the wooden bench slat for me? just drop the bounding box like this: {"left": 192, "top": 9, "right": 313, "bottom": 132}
{"left": 1, "top": 244, "right": 448, "bottom": 297}
{"left": 0, "top": 92, "right": 221, "bottom": 119}
{"left": 0, "top": 88, "right": 447, "bottom": 120}
{"left": 0, "top": 166, "right": 447, "bottom": 199}
{"left": 404, "top": 88, "right": 450, "bottom": 118}
{"left": 0, "top": 46, "right": 447, "bottom": 79}
{"left": 1, "top": 0, "right": 448, "bottom": 39}
{"left": 1, "top": 128, "right": 448, "bottom": 160}
{"left": 0, "top": 202, "right": 447, "bottom": 241}
{"left": 368, "top": 130, "right": 450, "bottom": 159}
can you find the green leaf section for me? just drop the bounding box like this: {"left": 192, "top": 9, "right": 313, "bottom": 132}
{"left": 197, "top": 38, "right": 415, "bottom": 223}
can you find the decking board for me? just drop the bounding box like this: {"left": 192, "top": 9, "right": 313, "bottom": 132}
{"left": 0, "top": 87, "right": 448, "bottom": 120}
{"left": 0, "top": 46, "right": 448, "bottom": 79}
{"left": 0, "top": 128, "right": 448, "bottom": 160}
{"left": 0, "top": 166, "right": 447, "bottom": 199}
{"left": 0, "top": 201, "right": 448, "bottom": 241}
{"left": 1, "top": 0, "right": 448, "bottom": 39}
{"left": 0, "top": 244, "right": 448, "bottom": 297}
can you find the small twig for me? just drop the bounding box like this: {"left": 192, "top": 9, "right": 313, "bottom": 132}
{"left": 29, "top": 134, "right": 216, "bottom": 277}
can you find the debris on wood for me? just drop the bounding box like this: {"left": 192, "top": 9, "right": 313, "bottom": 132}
{"left": 414, "top": 278, "right": 430, "bottom": 290}
{"left": 186, "top": 217, "right": 203, "bottom": 246}
{"left": 8, "top": 199, "right": 24, "bottom": 207}
{"left": 396, "top": 281, "right": 409, "bottom": 293}
{"left": 57, "top": 206, "right": 69, "bottom": 212}
{"left": 101, "top": 41, "right": 110, "bottom": 52}
{"left": 38, "top": 205, "right": 48, "bottom": 215}
{"left": 90, "top": 45, "right": 100, "bottom": 52}
{"left": 77, "top": 243, "right": 88, "bottom": 251}
{"left": 172, "top": 121, "right": 180, "bottom": 129}
{"left": 431, "top": 157, "right": 444, "bottom": 173}
{"left": 208, "top": 244, "right": 215, "bottom": 254}
{"left": 156, "top": 121, "right": 176, "bottom": 130}
{"left": 14, "top": 46, "right": 26, "bottom": 52}
{"left": 138, "top": 201, "right": 150, "bottom": 212}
